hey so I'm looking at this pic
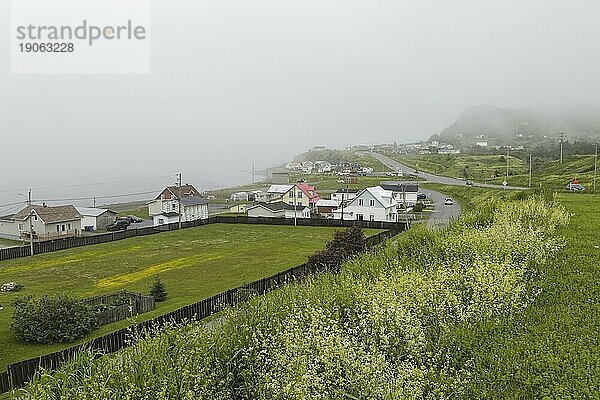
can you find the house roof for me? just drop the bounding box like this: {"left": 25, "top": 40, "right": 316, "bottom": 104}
{"left": 75, "top": 207, "right": 116, "bottom": 217}
{"left": 296, "top": 182, "right": 321, "bottom": 204}
{"left": 155, "top": 184, "right": 201, "bottom": 200}
{"left": 267, "top": 184, "right": 294, "bottom": 194}
{"left": 13, "top": 205, "right": 82, "bottom": 224}
{"left": 379, "top": 182, "right": 419, "bottom": 193}
{"left": 348, "top": 187, "right": 397, "bottom": 209}
{"left": 248, "top": 202, "right": 309, "bottom": 212}
{"left": 180, "top": 197, "right": 209, "bottom": 206}
{"left": 316, "top": 199, "right": 340, "bottom": 208}
{"left": 335, "top": 188, "right": 360, "bottom": 194}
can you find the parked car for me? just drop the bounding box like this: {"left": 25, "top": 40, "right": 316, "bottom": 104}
{"left": 444, "top": 198, "right": 453, "bottom": 205}
{"left": 107, "top": 220, "right": 130, "bottom": 231}
{"left": 566, "top": 183, "right": 585, "bottom": 191}
{"left": 125, "top": 215, "right": 143, "bottom": 223}
{"left": 466, "top": 180, "right": 474, "bottom": 186}
{"left": 417, "top": 192, "right": 427, "bottom": 200}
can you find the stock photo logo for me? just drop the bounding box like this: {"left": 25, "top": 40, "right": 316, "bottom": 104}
{"left": 10, "top": 0, "right": 151, "bottom": 74}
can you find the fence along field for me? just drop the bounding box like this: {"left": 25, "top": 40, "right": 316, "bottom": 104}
{"left": 0, "top": 215, "right": 405, "bottom": 262}
{"left": 9, "top": 195, "right": 573, "bottom": 398}
{"left": 0, "top": 228, "right": 400, "bottom": 393}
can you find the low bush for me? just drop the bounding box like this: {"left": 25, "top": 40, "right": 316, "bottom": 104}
{"left": 11, "top": 294, "right": 98, "bottom": 344}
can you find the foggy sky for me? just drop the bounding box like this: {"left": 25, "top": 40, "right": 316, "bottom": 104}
{"left": 2, "top": 0, "right": 600, "bottom": 208}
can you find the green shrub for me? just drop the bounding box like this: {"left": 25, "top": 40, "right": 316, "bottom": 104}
{"left": 412, "top": 202, "right": 426, "bottom": 212}
{"left": 149, "top": 275, "right": 168, "bottom": 302}
{"left": 307, "top": 226, "right": 367, "bottom": 271}
{"left": 11, "top": 294, "right": 98, "bottom": 344}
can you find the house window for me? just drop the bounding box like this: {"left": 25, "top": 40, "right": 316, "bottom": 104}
{"left": 57, "top": 225, "right": 60, "bottom": 233}
{"left": 18, "top": 223, "right": 24, "bottom": 231}
{"left": 369, "top": 199, "right": 375, "bottom": 207}
{"left": 289, "top": 192, "right": 294, "bottom": 198}
{"left": 356, "top": 214, "right": 364, "bottom": 221}
{"left": 61, "top": 225, "right": 66, "bottom": 232}
{"left": 298, "top": 192, "right": 303, "bottom": 198}
{"left": 369, "top": 215, "right": 375, "bottom": 221}
{"left": 358, "top": 199, "right": 364, "bottom": 206}
{"left": 33, "top": 215, "right": 38, "bottom": 221}
{"left": 297, "top": 201, "right": 302, "bottom": 206}
{"left": 67, "top": 223, "right": 71, "bottom": 231}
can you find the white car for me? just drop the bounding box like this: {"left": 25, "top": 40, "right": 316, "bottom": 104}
{"left": 444, "top": 198, "right": 453, "bottom": 205}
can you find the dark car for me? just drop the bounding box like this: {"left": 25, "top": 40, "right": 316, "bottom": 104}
{"left": 466, "top": 180, "right": 474, "bottom": 186}
{"left": 124, "top": 215, "right": 143, "bottom": 223}
{"left": 107, "top": 220, "right": 130, "bottom": 231}
{"left": 417, "top": 192, "right": 427, "bottom": 200}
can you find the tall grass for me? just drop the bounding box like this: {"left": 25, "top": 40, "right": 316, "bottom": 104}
{"left": 19, "top": 196, "right": 569, "bottom": 399}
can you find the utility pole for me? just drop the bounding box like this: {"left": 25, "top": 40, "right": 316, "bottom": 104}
{"left": 29, "top": 210, "right": 34, "bottom": 256}
{"left": 93, "top": 196, "right": 96, "bottom": 208}
{"left": 252, "top": 163, "right": 256, "bottom": 184}
{"left": 293, "top": 185, "right": 297, "bottom": 226}
{"left": 506, "top": 147, "right": 509, "bottom": 180}
{"left": 176, "top": 173, "right": 182, "bottom": 229}
{"left": 28, "top": 190, "right": 33, "bottom": 256}
{"left": 558, "top": 132, "right": 567, "bottom": 163}
{"left": 528, "top": 153, "right": 532, "bottom": 188}
{"left": 594, "top": 143, "right": 598, "bottom": 193}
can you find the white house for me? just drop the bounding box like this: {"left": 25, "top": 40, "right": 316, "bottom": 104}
{"left": 333, "top": 187, "right": 398, "bottom": 222}
{"left": 379, "top": 182, "right": 419, "bottom": 207}
{"left": 247, "top": 202, "right": 311, "bottom": 219}
{"left": 0, "top": 205, "right": 83, "bottom": 241}
{"left": 75, "top": 207, "right": 118, "bottom": 231}
{"left": 152, "top": 197, "right": 209, "bottom": 226}
{"left": 148, "top": 184, "right": 202, "bottom": 217}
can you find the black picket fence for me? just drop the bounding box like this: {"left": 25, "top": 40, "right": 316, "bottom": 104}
{"left": 0, "top": 228, "right": 401, "bottom": 394}
{"left": 0, "top": 216, "right": 406, "bottom": 262}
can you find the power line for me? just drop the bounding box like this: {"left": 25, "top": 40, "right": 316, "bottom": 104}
{"left": 31, "top": 190, "right": 159, "bottom": 204}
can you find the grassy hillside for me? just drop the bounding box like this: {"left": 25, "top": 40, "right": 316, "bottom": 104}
{"left": 20, "top": 192, "right": 577, "bottom": 399}
{"left": 391, "top": 153, "right": 598, "bottom": 190}
{"left": 0, "top": 224, "right": 381, "bottom": 370}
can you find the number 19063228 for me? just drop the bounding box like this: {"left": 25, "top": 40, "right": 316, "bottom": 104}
{"left": 19, "top": 43, "right": 74, "bottom": 53}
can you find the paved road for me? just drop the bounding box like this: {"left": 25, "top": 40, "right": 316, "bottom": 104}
{"left": 420, "top": 188, "right": 461, "bottom": 229}
{"left": 366, "top": 151, "right": 527, "bottom": 191}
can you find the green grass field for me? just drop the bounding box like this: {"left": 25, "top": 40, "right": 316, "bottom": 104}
{"left": 421, "top": 184, "right": 600, "bottom": 396}
{"left": 0, "top": 224, "right": 381, "bottom": 371}
{"left": 0, "top": 238, "right": 21, "bottom": 250}
{"left": 454, "top": 192, "right": 600, "bottom": 397}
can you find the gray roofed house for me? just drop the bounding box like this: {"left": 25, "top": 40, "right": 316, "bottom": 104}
{"left": 152, "top": 193, "right": 209, "bottom": 227}
{"left": 1, "top": 205, "right": 84, "bottom": 241}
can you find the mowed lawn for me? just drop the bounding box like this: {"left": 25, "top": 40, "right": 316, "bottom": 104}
{"left": 0, "top": 224, "right": 382, "bottom": 371}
